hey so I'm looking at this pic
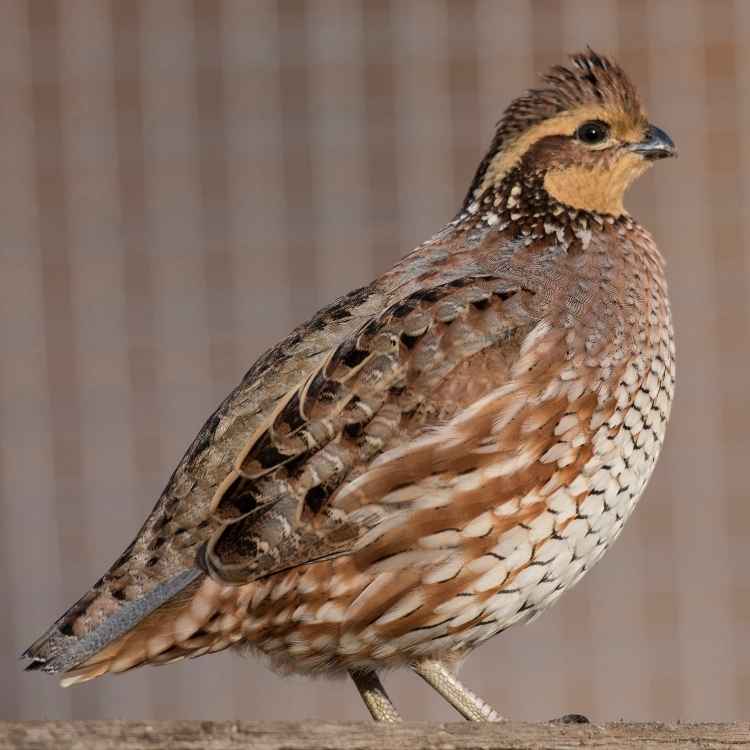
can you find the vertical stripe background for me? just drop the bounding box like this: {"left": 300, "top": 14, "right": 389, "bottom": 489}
{"left": 1, "top": 0, "right": 746, "bottom": 721}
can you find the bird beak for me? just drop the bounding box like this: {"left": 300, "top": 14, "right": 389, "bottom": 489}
{"left": 629, "top": 124, "right": 677, "bottom": 160}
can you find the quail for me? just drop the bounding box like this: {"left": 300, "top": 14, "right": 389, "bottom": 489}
{"left": 24, "top": 50, "right": 676, "bottom": 722}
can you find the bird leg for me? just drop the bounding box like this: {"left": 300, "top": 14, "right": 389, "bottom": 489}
{"left": 349, "top": 668, "right": 402, "bottom": 722}
{"left": 411, "top": 658, "right": 503, "bottom": 722}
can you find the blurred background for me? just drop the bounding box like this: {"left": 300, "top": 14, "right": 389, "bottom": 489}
{"left": 1, "top": 0, "right": 747, "bottom": 723}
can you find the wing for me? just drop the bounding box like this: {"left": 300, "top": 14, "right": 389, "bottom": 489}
{"left": 23, "top": 272, "right": 537, "bottom": 677}
{"left": 22, "top": 282, "right": 388, "bottom": 672}
{"left": 198, "top": 276, "right": 540, "bottom": 584}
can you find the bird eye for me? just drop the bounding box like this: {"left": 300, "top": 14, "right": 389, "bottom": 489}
{"left": 575, "top": 120, "right": 610, "bottom": 145}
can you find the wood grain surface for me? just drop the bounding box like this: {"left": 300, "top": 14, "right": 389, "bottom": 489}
{"left": 2, "top": 722, "right": 750, "bottom": 750}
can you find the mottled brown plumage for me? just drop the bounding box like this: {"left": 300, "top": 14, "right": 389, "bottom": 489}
{"left": 24, "top": 50, "right": 676, "bottom": 721}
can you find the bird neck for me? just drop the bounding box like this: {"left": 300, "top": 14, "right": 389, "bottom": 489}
{"left": 448, "top": 165, "right": 636, "bottom": 266}
{"left": 458, "top": 162, "right": 630, "bottom": 232}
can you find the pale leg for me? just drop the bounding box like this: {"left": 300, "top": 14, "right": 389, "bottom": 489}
{"left": 349, "top": 668, "right": 402, "bottom": 722}
{"left": 411, "top": 658, "right": 503, "bottom": 722}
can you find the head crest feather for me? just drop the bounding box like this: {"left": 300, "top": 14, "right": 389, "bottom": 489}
{"left": 497, "top": 49, "right": 643, "bottom": 145}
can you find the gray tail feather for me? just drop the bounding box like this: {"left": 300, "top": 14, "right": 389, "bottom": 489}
{"left": 21, "top": 568, "right": 203, "bottom": 674}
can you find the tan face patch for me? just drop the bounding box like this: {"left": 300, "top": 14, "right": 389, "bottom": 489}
{"left": 474, "top": 104, "right": 648, "bottom": 200}
{"left": 543, "top": 153, "right": 650, "bottom": 216}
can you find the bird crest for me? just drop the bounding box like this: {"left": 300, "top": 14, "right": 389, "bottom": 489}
{"left": 501, "top": 49, "right": 644, "bottom": 144}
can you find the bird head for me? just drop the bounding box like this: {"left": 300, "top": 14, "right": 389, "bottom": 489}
{"left": 465, "top": 49, "right": 676, "bottom": 217}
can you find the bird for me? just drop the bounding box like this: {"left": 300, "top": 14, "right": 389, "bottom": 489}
{"left": 23, "top": 49, "right": 676, "bottom": 722}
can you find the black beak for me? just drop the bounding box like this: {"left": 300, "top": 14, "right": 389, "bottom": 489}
{"left": 629, "top": 124, "right": 677, "bottom": 160}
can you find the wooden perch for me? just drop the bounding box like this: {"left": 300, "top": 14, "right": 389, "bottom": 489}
{"left": 1, "top": 721, "right": 749, "bottom": 749}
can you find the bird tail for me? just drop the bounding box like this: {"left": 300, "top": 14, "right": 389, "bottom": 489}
{"left": 21, "top": 568, "right": 204, "bottom": 685}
